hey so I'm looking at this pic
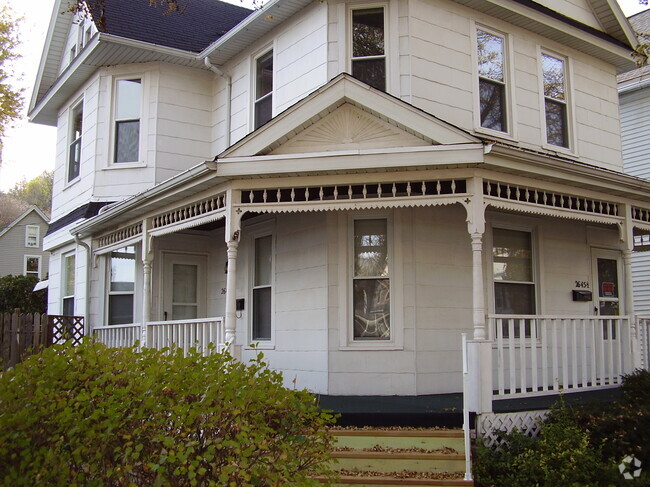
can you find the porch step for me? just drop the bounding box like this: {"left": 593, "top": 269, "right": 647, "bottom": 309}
{"left": 325, "top": 428, "right": 473, "bottom": 487}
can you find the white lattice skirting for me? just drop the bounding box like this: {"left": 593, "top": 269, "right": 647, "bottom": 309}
{"left": 477, "top": 410, "right": 549, "bottom": 448}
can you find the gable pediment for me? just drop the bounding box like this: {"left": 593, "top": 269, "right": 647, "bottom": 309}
{"left": 269, "top": 103, "right": 432, "bottom": 155}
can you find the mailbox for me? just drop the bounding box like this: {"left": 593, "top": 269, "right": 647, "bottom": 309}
{"left": 572, "top": 290, "right": 592, "bottom": 302}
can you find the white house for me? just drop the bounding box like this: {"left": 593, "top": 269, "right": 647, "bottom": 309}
{"left": 30, "top": 0, "right": 650, "bottom": 419}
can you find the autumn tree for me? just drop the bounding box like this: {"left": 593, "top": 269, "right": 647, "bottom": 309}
{"left": 0, "top": 6, "right": 22, "bottom": 140}
{"left": 8, "top": 170, "right": 53, "bottom": 214}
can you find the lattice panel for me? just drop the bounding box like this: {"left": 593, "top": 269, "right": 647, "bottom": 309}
{"left": 97, "top": 222, "right": 142, "bottom": 248}
{"left": 152, "top": 194, "right": 226, "bottom": 229}
{"left": 484, "top": 181, "right": 619, "bottom": 217}
{"left": 241, "top": 179, "right": 467, "bottom": 204}
{"left": 49, "top": 315, "right": 84, "bottom": 346}
{"left": 477, "top": 410, "right": 549, "bottom": 448}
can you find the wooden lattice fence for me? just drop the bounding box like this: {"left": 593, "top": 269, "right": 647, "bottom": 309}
{"left": 0, "top": 312, "right": 84, "bottom": 369}
{"left": 476, "top": 410, "right": 549, "bottom": 448}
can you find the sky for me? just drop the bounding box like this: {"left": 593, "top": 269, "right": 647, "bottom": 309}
{"left": 0, "top": 0, "right": 648, "bottom": 192}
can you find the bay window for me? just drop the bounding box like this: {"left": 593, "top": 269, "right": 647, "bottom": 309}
{"left": 113, "top": 78, "right": 141, "bottom": 163}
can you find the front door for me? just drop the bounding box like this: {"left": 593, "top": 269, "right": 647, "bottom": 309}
{"left": 591, "top": 250, "right": 622, "bottom": 317}
{"left": 162, "top": 253, "right": 207, "bottom": 321}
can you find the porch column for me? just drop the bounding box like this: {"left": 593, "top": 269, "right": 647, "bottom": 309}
{"left": 224, "top": 190, "right": 243, "bottom": 357}
{"left": 465, "top": 177, "right": 492, "bottom": 413}
{"left": 621, "top": 204, "right": 640, "bottom": 370}
{"left": 141, "top": 218, "right": 153, "bottom": 347}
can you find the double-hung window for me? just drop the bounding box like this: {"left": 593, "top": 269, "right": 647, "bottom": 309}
{"left": 24, "top": 256, "right": 40, "bottom": 278}
{"left": 25, "top": 225, "right": 39, "bottom": 248}
{"left": 351, "top": 7, "right": 386, "bottom": 91}
{"left": 542, "top": 52, "right": 569, "bottom": 148}
{"left": 254, "top": 50, "right": 273, "bottom": 130}
{"left": 252, "top": 234, "right": 273, "bottom": 341}
{"left": 113, "top": 79, "right": 141, "bottom": 163}
{"left": 108, "top": 246, "right": 136, "bottom": 325}
{"left": 493, "top": 228, "right": 536, "bottom": 338}
{"left": 62, "top": 253, "right": 76, "bottom": 316}
{"left": 477, "top": 28, "right": 507, "bottom": 133}
{"left": 68, "top": 101, "right": 83, "bottom": 182}
{"left": 353, "top": 218, "right": 390, "bottom": 340}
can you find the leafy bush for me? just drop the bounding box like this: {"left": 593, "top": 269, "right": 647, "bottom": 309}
{"left": 0, "top": 340, "right": 336, "bottom": 486}
{"left": 0, "top": 274, "right": 46, "bottom": 313}
{"left": 474, "top": 400, "right": 617, "bottom": 487}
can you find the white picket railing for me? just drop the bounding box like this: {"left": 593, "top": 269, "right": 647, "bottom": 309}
{"left": 93, "top": 323, "right": 141, "bottom": 349}
{"left": 638, "top": 316, "right": 650, "bottom": 371}
{"left": 146, "top": 317, "right": 225, "bottom": 355}
{"left": 489, "top": 315, "right": 631, "bottom": 398}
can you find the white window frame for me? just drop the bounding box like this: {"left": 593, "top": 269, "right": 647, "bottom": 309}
{"left": 247, "top": 220, "right": 276, "bottom": 348}
{"left": 252, "top": 47, "right": 274, "bottom": 131}
{"left": 538, "top": 48, "right": 575, "bottom": 154}
{"left": 67, "top": 99, "right": 83, "bottom": 184}
{"left": 24, "top": 255, "right": 41, "bottom": 278}
{"left": 348, "top": 4, "right": 388, "bottom": 92}
{"left": 62, "top": 252, "right": 76, "bottom": 316}
{"left": 110, "top": 76, "right": 143, "bottom": 165}
{"left": 471, "top": 23, "right": 517, "bottom": 140}
{"left": 339, "top": 211, "right": 403, "bottom": 350}
{"left": 25, "top": 225, "right": 40, "bottom": 248}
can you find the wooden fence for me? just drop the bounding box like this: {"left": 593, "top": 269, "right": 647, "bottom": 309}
{"left": 0, "top": 312, "right": 84, "bottom": 369}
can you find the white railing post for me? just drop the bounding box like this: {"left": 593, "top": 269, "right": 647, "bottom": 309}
{"left": 461, "top": 333, "right": 473, "bottom": 482}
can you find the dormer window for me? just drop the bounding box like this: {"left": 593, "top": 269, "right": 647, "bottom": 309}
{"left": 351, "top": 7, "right": 386, "bottom": 91}
{"left": 113, "top": 78, "right": 141, "bottom": 163}
{"left": 254, "top": 50, "right": 273, "bottom": 129}
{"left": 69, "top": 45, "right": 77, "bottom": 64}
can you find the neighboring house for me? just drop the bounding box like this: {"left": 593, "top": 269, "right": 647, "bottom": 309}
{"left": 0, "top": 206, "right": 49, "bottom": 280}
{"left": 29, "top": 0, "right": 650, "bottom": 421}
{"left": 619, "top": 9, "right": 650, "bottom": 315}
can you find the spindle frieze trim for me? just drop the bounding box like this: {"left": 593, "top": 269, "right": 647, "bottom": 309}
{"left": 96, "top": 222, "right": 143, "bottom": 249}
{"left": 151, "top": 194, "right": 227, "bottom": 231}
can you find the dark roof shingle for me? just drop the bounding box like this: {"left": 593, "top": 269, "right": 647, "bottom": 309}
{"left": 92, "top": 0, "right": 252, "bottom": 53}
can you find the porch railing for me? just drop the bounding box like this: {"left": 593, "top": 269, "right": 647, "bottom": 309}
{"left": 94, "top": 323, "right": 141, "bottom": 349}
{"left": 146, "top": 317, "right": 225, "bottom": 355}
{"left": 94, "top": 318, "right": 225, "bottom": 355}
{"left": 638, "top": 316, "right": 650, "bottom": 371}
{"left": 489, "top": 315, "right": 631, "bottom": 398}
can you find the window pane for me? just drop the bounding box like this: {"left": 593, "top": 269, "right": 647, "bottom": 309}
{"left": 353, "top": 279, "right": 390, "bottom": 340}
{"left": 115, "top": 79, "right": 141, "bottom": 120}
{"left": 253, "top": 287, "right": 272, "bottom": 340}
{"left": 173, "top": 264, "right": 197, "bottom": 303}
{"left": 354, "top": 219, "right": 388, "bottom": 277}
{"left": 254, "top": 94, "right": 272, "bottom": 129}
{"left": 479, "top": 79, "right": 506, "bottom": 132}
{"left": 72, "top": 102, "right": 83, "bottom": 140}
{"left": 597, "top": 258, "right": 619, "bottom": 298}
{"left": 109, "top": 294, "right": 134, "bottom": 325}
{"left": 110, "top": 247, "right": 135, "bottom": 292}
{"left": 545, "top": 99, "right": 568, "bottom": 148}
{"left": 26, "top": 257, "right": 39, "bottom": 273}
{"left": 255, "top": 236, "right": 273, "bottom": 286}
{"left": 69, "top": 139, "right": 81, "bottom": 181}
{"left": 172, "top": 305, "right": 198, "bottom": 320}
{"left": 352, "top": 8, "right": 384, "bottom": 57}
{"left": 477, "top": 30, "right": 504, "bottom": 82}
{"left": 115, "top": 120, "right": 140, "bottom": 162}
{"left": 493, "top": 229, "right": 532, "bottom": 282}
{"left": 64, "top": 254, "right": 76, "bottom": 296}
{"left": 542, "top": 54, "right": 565, "bottom": 100}
{"left": 256, "top": 51, "right": 273, "bottom": 100}
{"left": 63, "top": 296, "right": 74, "bottom": 316}
{"left": 494, "top": 282, "right": 535, "bottom": 314}
{"left": 352, "top": 58, "right": 386, "bottom": 91}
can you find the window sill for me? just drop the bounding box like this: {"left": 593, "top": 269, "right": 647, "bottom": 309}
{"left": 541, "top": 142, "right": 577, "bottom": 158}
{"left": 339, "top": 343, "right": 403, "bottom": 351}
{"left": 104, "top": 161, "right": 147, "bottom": 170}
{"left": 474, "top": 126, "right": 518, "bottom": 144}
{"left": 245, "top": 342, "right": 275, "bottom": 351}
{"left": 63, "top": 177, "right": 81, "bottom": 191}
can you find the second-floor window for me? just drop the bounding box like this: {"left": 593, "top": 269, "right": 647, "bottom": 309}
{"left": 25, "top": 225, "right": 39, "bottom": 248}
{"left": 68, "top": 101, "right": 83, "bottom": 182}
{"left": 477, "top": 28, "right": 507, "bottom": 133}
{"left": 254, "top": 50, "right": 273, "bottom": 130}
{"left": 114, "top": 78, "right": 141, "bottom": 163}
{"left": 542, "top": 52, "right": 569, "bottom": 149}
{"left": 351, "top": 7, "right": 386, "bottom": 91}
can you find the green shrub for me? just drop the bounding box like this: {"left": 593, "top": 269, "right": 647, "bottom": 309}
{"left": 0, "top": 340, "right": 336, "bottom": 486}
{"left": 475, "top": 400, "right": 617, "bottom": 487}
{"left": 0, "top": 274, "right": 46, "bottom": 313}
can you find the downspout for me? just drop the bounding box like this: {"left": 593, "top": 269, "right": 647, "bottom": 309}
{"left": 74, "top": 233, "right": 92, "bottom": 337}
{"left": 204, "top": 57, "right": 231, "bottom": 147}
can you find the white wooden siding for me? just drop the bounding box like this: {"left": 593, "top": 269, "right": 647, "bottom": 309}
{"left": 543, "top": 0, "right": 604, "bottom": 30}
